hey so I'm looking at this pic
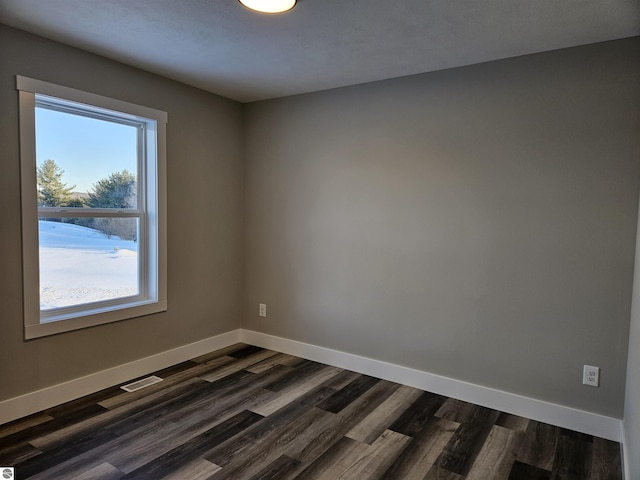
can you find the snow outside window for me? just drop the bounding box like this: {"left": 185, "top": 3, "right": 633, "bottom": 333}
{"left": 17, "top": 76, "right": 167, "bottom": 339}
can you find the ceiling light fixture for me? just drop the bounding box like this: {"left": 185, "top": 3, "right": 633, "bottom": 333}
{"left": 238, "top": 0, "right": 296, "bottom": 14}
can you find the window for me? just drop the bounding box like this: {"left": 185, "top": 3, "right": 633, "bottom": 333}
{"left": 17, "top": 76, "right": 167, "bottom": 339}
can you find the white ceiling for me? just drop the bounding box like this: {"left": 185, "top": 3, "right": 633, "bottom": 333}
{"left": 1, "top": 0, "right": 638, "bottom": 103}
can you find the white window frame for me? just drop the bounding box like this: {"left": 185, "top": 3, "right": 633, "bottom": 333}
{"left": 17, "top": 76, "right": 167, "bottom": 339}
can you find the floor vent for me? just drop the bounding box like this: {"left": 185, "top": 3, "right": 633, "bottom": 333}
{"left": 121, "top": 375, "right": 163, "bottom": 392}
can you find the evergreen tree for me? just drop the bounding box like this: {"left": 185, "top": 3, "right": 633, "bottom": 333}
{"left": 88, "top": 170, "right": 137, "bottom": 241}
{"left": 37, "top": 159, "right": 75, "bottom": 207}
{"left": 87, "top": 170, "right": 136, "bottom": 208}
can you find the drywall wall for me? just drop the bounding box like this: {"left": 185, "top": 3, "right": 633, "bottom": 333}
{"left": 624, "top": 203, "right": 640, "bottom": 479}
{"left": 0, "top": 25, "right": 244, "bottom": 401}
{"left": 243, "top": 38, "right": 640, "bottom": 418}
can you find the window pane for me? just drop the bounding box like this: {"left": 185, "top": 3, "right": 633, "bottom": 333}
{"left": 39, "top": 218, "right": 139, "bottom": 310}
{"left": 35, "top": 107, "right": 138, "bottom": 209}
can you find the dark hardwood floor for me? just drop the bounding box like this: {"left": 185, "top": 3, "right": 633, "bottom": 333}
{"left": 0, "top": 344, "right": 622, "bottom": 479}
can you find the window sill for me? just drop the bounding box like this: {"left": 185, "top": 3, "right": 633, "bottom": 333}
{"left": 25, "top": 300, "right": 167, "bottom": 340}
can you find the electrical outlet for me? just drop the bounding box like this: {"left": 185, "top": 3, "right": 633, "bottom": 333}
{"left": 583, "top": 365, "right": 600, "bottom": 387}
{"left": 259, "top": 303, "right": 267, "bottom": 317}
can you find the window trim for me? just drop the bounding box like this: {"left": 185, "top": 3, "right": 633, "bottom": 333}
{"left": 17, "top": 76, "right": 168, "bottom": 339}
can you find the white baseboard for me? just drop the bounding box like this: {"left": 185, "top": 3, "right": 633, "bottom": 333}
{"left": 0, "top": 327, "right": 622, "bottom": 444}
{"left": 240, "top": 329, "right": 622, "bottom": 442}
{"left": 0, "top": 329, "right": 242, "bottom": 426}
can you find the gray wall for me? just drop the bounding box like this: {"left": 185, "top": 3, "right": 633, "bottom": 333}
{"left": 625, "top": 206, "right": 640, "bottom": 479}
{"left": 0, "top": 25, "right": 244, "bottom": 401}
{"left": 243, "top": 38, "right": 640, "bottom": 418}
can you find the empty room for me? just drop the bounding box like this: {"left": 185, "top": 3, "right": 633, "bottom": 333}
{"left": 0, "top": 1, "right": 639, "bottom": 478}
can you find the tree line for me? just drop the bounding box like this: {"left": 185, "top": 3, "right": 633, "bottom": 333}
{"left": 37, "top": 159, "right": 137, "bottom": 241}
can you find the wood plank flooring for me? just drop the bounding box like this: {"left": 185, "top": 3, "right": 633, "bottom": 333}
{"left": 0, "top": 344, "right": 622, "bottom": 479}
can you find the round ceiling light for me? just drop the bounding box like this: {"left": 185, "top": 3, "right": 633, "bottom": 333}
{"left": 238, "top": 0, "right": 296, "bottom": 14}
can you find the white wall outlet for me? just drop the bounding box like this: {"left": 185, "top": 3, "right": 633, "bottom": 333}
{"left": 583, "top": 365, "right": 600, "bottom": 387}
{"left": 259, "top": 303, "right": 267, "bottom": 317}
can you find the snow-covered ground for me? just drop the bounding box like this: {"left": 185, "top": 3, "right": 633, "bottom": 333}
{"left": 39, "top": 220, "right": 139, "bottom": 309}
